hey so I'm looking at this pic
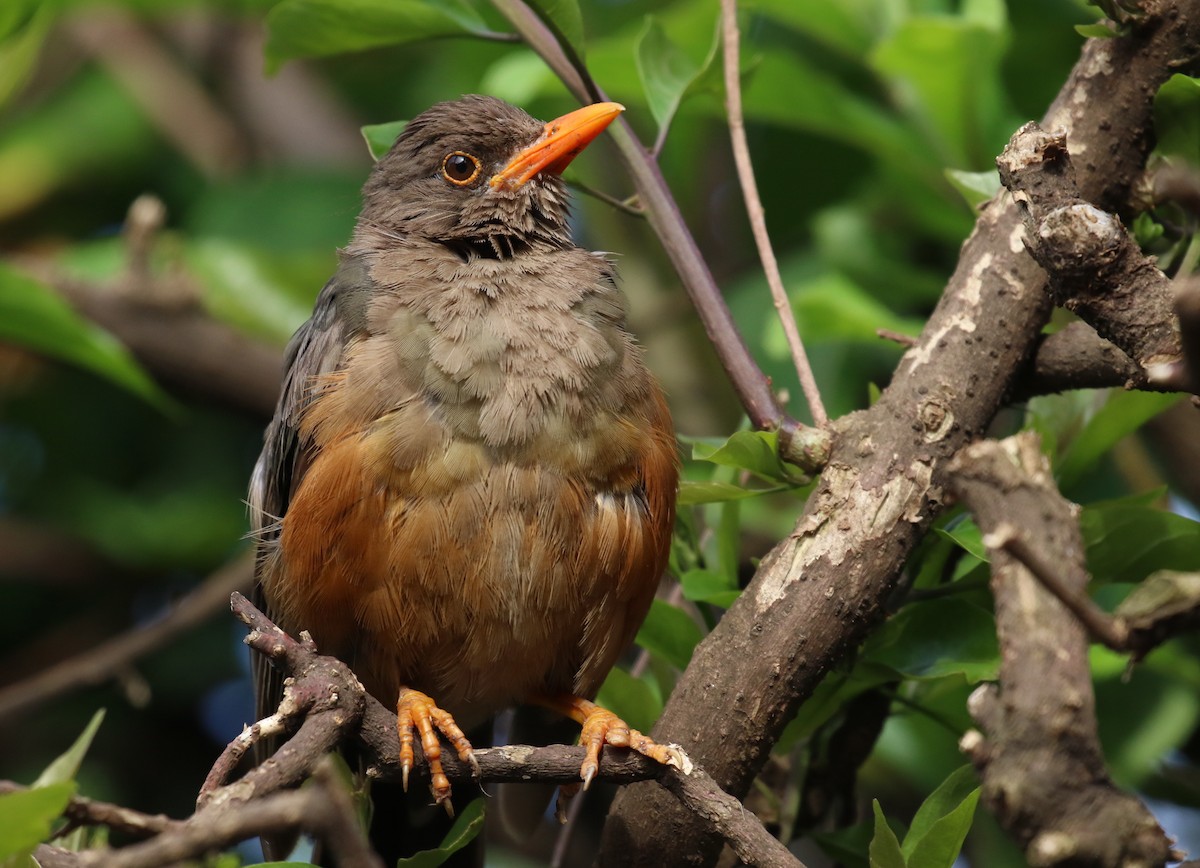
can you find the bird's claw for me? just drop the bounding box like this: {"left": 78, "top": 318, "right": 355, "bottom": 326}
{"left": 576, "top": 704, "right": 686, "bottom": 788}
{"left": 396, "top": 687, "right": 475, "bottom": 806}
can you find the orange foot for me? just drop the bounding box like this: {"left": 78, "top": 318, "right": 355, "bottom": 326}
{"left": 531, "top": 693, "right": 689, "bottom": 790}
{"left": 396, "top": 688, "right": 478, "bottom": 810}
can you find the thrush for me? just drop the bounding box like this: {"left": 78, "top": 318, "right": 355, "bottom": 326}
{"left": 248, "top": 95, "right": 681, "bottom": 855}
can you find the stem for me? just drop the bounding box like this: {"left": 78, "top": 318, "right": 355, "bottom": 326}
{"left": 720, "top": 0, "right": 827, "bottom": 427}
{"left": 488, "top": 0, "right": 790, "bottom": 433}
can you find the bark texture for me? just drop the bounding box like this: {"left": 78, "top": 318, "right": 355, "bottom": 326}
{"left": 600, "top": 7, "right": 1200, "bottom": 865}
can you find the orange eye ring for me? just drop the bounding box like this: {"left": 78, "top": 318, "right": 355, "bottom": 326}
{"left": 442, "top": 151, "right": 482, "bottom": 186}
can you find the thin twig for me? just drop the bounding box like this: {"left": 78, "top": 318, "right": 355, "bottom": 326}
{"left": 719, "top": 0, "right": 827, "bottom": 428}
{"left": 0, "top": 782, "right": 181, "bottom": 841}
{"left": 0, "top": 553, "right": 253, "bottom": 721}
{"left": 876, "top": 327, "right": 918, "bottom": 348}
{"left": 74, "top": 759, "right": 382, "bottom": 868}
{"left": 487, "top": 0, "right": 800, "bottom": 446}
{"left": 993, "top": 531, "right": 1130, "bottom": 649}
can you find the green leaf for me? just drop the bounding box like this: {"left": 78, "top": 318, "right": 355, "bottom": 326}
{"left": 635, "top": 600, "right": 704, "bottom": 671}
{"left": 596, "top": 666, "right": 661, "bottom": 734}
{"left": 1074, "top": 22, "right": 1116, "bottom": 38}
{"left": 634, "top": 15, "right": 719, "bottom": 138}
{"left": 811, "top": 819, "right": 873, "bottom": 868}
{"left": 1154, "top": 74, "right": 1200, "bottom": 166}
{"left": 265, "top": 0, "right": 498, "bottom": 72}
{"left": 524, "top": 0, "right": 586, "bottom": 67}
{"left": 33, "top": 710, "right": 104, "bottom": 789}
{"left": 1082, "top": 500, "right": 1200, "bottom": 583}
{"left": 680, "top": 568, "right": 740, "bottom": 608}
{"left": 0, "top": 0, "right": 52, "bottom": 110}
{"left": 944, "top": 168, "right": 1000, "bottom": 209}
{"left": 0, "top": 783, "right": 74, "bottom": 860}
{"left": 901, "top": 765, "right": 980, "bottom": 867}
{"left": 863, "top": 598, "right": 999, "bottom": 683}
{"left": 870, "top": 10, "right": 1010, "bottom": 168}
{"left": 361, "top": 120, "right": 408, "bottom": 162}
{"left": 869, "top": 800, "right": 907, "bottom": 868}
{"left": 1055, "top": 391, "right": 1181, "bottom": 490}
{"left": 182, "top": 238, "right": 316, "bottom": 343}
{"left": 677, "top": 480, "right": 787, "bottom": 505}
{"left": 0, "top": 263, "right": 167, "bottom": 406}
{"left": 691, "top": 430, "right": 792, "bottom": 482}
{"left": 935, "top": 518, "right": 988, "bottom": 563}
{"left": 396, "top": 798, "right": 485, "bottom": 867}
{"left": 1132, "top": 212, "right": 1165, "bottom": 247}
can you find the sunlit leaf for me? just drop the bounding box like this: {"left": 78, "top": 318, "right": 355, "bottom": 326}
{"left": 0, "top": 0, "right": 52, "bottom": 109}
{"left": 901, "top": 765, "right": 980, "bottom": 867}
{"left": 596, "top": 666, "right": 661, "bottom": 734}
{"left": 868, "top": 800, "right": 907, "bottom": 868}
{"left": 634, "top": 15, "right": 719, "bottom": 138}
{"left": 680, "top": 568, "right": 740, "bottom": 608}
{"left": 635, "top": 600, "right": 704, "bottom": 671}
{"left": 1074, "top": 22, "right": 1116, "bottom": 38}
{"left": 265, "top": 0, "right": 499, "bottom": 72}
{"left": 33, "top": 710, "right": 105, "bottom": 789}
{"left": 677, "top": 480, "right": 787, "bottom": 505}
{"left": 0, "top": 783, "right": 74, "bottom": 860}
{"left": 944, "top": 168, "right": 1000, "bottom": 209}
{"left": 0, "top": 263, "right": 167, "bottom": 406}
{"left": 691, "top": 430, "right": 794, "bottom": 482}
{"left": 1055, "top": 390, "right": 1181, "bottom": 490}
{"left": 934, "top": 518, "right": 988, "bottom": 563}
{"left": 1153, "top": 74, "right": 1200, "bottom": 166}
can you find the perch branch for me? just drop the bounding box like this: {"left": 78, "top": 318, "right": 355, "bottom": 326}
{"left": 191, "top": 594, "right": 804, "bottom": 867}
{"left": 948, "top": 433, "right": 1175, "bottom": 866}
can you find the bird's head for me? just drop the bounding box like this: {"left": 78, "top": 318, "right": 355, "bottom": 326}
{"left": 356, "top": 95, "right": 623, "bottom": 259}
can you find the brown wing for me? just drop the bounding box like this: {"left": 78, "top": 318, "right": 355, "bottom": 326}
{"left": 247, "top": 255, "right": 373, "bottom": 745}
{"left": 573, "top": 382, "right": 679, "bottom": 699}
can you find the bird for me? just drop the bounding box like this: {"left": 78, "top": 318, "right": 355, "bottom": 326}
{"left": 247, "top": 94, "right": 682, "bottom": 855}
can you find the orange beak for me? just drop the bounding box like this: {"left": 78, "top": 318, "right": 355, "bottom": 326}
{"left": 490, "top": 102, "right": 624, "bottom": 190}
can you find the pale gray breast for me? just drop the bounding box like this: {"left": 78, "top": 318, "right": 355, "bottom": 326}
{"left": 367, "top": 243, "right": 635, "bottom": 449}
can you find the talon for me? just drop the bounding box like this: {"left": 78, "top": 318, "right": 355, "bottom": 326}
{"left": 396, "top": 688, "right": 474, "bottom": 805}
{"left": 528, "top": 692, "right": 685, "bottom": 788}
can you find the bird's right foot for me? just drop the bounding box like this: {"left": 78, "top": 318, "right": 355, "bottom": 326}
{"left": 396, "top": 687, "right": 477, "bottom": 811}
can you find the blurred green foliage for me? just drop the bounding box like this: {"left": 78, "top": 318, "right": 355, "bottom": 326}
{"left": 1, "top": 0, "right": 1199, "bottom": 865}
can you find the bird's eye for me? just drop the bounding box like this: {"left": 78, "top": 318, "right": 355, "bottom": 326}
{"left": 442, "top": 152, "right": 482, "bottom": 186}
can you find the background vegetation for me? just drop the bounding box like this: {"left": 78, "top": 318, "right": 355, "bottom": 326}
{"left": 1, "top": 0, "right": 1198, "bottom": 865}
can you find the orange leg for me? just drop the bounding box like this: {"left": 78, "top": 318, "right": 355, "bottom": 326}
{"left": 529, "top": 693, "right": 687, "bottom": 789}
{"left": 396, "top": 688, "right": 477, "bottom": 810}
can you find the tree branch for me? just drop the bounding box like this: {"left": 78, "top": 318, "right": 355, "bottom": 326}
{"left": 948, "top": 433, "right": 1176, "bottom": 866}
{"left": 998, "top": 121, "right": 1187, "bottom": 388}
{"left": 600, "top": 8, "right": 1200, "bottom": 864}
{"left": 188, "top": 594, "right": 805, "bottom": 867}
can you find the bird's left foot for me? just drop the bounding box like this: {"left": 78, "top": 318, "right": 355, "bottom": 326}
{"left": 396, "top": 687, "right": 478, "bottom": 811}
{"left": 532, "top": 693, "right": 689, "bottom": 790}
